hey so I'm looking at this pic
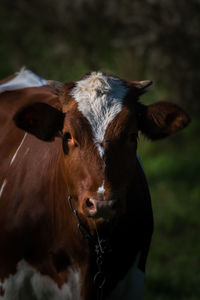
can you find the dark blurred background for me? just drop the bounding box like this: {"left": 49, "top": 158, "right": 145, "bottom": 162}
{"left": 0, "top": 0, "right": 199, "bottom": 299}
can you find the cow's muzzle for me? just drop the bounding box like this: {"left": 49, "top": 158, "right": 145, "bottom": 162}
{"left": 86, "top": 198, "right": 117, "bottom": 219}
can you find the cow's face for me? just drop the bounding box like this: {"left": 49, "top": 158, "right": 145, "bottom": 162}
{"left": 14, "top": 72, "right": 190, "bottom": 224}
{"left": 60, "top": 74, "right": 141, "bottom": 221}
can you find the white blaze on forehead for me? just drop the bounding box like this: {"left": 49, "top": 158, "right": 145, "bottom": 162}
{"left": 70, "top": 72, "right": 128, "bottom": 157}
{"left": 96, "top": 144, "right": 105, "bottom": 158}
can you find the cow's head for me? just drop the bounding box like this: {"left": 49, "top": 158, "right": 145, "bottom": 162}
{"left": 14, "top": 72, "right": 190, "bottom": 226}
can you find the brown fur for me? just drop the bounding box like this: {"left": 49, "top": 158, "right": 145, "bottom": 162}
{"left": 0, "top": 72, "right": 190, "bottom": 299}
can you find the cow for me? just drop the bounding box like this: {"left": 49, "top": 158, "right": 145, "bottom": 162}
{"left": 0, "top": 69, "right": 190, "bottom": 300}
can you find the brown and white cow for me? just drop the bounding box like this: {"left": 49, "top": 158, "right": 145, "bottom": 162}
{"left": 0, "top": 69, "right": 190, "bottom": 300}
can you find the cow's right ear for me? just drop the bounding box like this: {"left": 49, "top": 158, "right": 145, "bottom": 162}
{"left": 137, "top": 101, "right": 190, "bottom": 140}
{"left": 13, "top": 102, "right": 65, "bottom": 141}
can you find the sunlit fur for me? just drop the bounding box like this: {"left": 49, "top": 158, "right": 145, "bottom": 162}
{"left": 0, "top": 68, "right": 46, "bottom": 93}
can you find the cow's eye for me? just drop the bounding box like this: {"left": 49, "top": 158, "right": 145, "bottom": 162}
{"left": 63, "top": 132, "right": 72, "bottom": 154}
{"left": 130, "top": 132, "right": 138, "bottom": 142}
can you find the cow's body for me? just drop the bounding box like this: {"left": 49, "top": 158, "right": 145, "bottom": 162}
{"left": 0, "top": 70, "right": 189, "bottom": 300}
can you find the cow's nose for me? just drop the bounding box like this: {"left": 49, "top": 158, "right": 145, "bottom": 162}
{"left": 85, "top": 198, "right": 116, "bottom": 219}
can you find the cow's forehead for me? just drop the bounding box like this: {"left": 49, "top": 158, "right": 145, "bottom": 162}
{"left": 70, "top": 72, "right": 129, "bottom": 157}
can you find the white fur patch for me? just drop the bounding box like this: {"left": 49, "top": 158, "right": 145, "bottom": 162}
{"left": 96, "top": 144, "right": 105, "bottom": 158}
{"left": 107, "top": 253, "right": 145, "bottom": 300}
{"left": 97, "top": 181, "right": 105, "bottom": 195}
{"left": 0, "top": 68, "right": 46, "bottom": 94}
{"left": 0, "top": 179, "right": 7, "bottom": 198}
{"left": 71, "top": 72, "right": 128, "bottom": 157}
{"left": 0, "top": 260, "right": 82, "bottom": 300}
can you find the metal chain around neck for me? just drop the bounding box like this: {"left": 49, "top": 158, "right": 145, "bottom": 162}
{"left": 67, "top": 195, "right": 112, "bottom": 300}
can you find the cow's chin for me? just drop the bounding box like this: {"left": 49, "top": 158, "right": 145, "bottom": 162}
{"left": 77, "top": 208, "right": 115, "bottom": 236}
{"left": 85, "top": 215, "right": 116, "bottom": 236}
{"left": 84, "top": 209, "right": 114, "bottom": 227}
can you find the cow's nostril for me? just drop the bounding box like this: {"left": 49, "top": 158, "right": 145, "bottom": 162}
{"left": 86, "top": 198, "right": 94, "bottom": 208}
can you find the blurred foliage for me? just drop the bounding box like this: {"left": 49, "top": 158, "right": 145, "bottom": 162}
{"left": 139, "top": 91, "right": 200, "bottom": 299}
{"left": 138, "top": 119, "right": 200, "bottom": 300}
{"left": 0, "top": 0, "right": 199, "bottom": 299}
{"left": 1, "top": 0, "right": 200, "bottom": 113}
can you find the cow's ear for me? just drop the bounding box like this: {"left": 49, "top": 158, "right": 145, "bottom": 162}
{"left": 14, "top": 102, "right": 65, "bottom": 141}
{"left": 137, "top": 101, "right": 190, "bottom": 140}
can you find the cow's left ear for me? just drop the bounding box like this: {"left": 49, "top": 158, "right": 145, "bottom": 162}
{"left": 137, "top": 101, "right": 190, "bottom": 140}
{"left": 14, "top": 102, "right": 65, "bottom": 141}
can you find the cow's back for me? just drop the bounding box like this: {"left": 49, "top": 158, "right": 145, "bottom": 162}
{"left": 0, "top": 72, "right": 61, "bottom": 185}
{"left": 0, "top": 75, "right": 64, "bottom": 281}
